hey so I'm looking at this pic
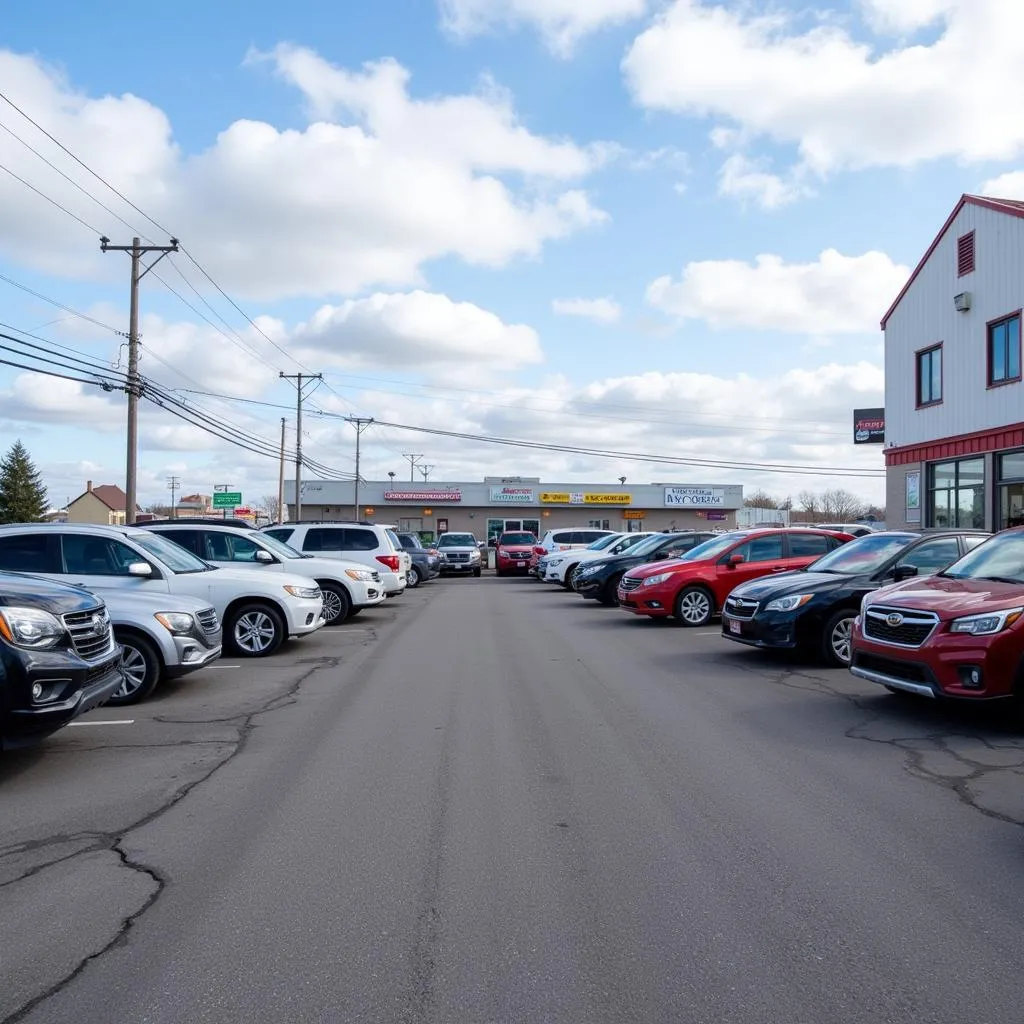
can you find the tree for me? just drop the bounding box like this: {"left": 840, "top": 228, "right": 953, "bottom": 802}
{"left": 797, "top": 490, "right": 820, "bottom": 520}
{"left": 743, "top": 489, "right": 779, "bottom": 509}
{"left": 819, "top": 488, "right": 866, "bottom": 521}
{"left": 145, "top": 503, "right": 171, "bottom": 516}
{"left": 778, "top": 495, "right": 793, "bottom": 511}
{"left": 0, "top": 441, "right": 48, "bottom": 524}
{"left": 261, "top": 494, "right": 282, "bottom": 523}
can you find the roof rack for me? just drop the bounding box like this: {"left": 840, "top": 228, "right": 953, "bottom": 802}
{"left": 132, "top": 517, "right": 257, "bottom": 529}
{"left": 267, "top": 519, "right": 377, "bottom": 527}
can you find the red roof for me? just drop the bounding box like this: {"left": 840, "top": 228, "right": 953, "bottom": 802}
{"left": 69, "top": 483, "right": 130, "bottom": 511}
{"left": 880, "top": 194, "right": 1024, "bottom": 330}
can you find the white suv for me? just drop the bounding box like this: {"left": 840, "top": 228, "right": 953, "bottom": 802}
{"left": 262, "top": 522, "right": 410, "bottom": 597}
{"left": 0, "top": 524, "right": 325, "bottom": 657}
{"left": 136, "top": 522, "right": 386, "bottom": 625}
{"left": 542, "top": 532, "right": 655, "bottom": 588}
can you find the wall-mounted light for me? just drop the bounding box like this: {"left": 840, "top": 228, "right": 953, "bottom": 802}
{"left": 424, "top": 508, "right": 433, "bottom": 516}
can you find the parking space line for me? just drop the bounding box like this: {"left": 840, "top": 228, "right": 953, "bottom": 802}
{"left": 212, "top": 664, "right": 242, "bottom": 669}
{"left": 69, "top": 719, "right": 135, "bottom": 727}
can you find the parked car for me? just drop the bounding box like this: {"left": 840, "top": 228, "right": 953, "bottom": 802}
{"left": 850, "top": 527, "right": 1024, "bottom": 708}
{"left": 494, "top": 531, "right": 538, "bottom": 577}
{"left": 816, "top": 523, "right": 882, "bottom": 538}
{"left": 262, "top": 522, "right": 409, "bottom": 598}
{"left": 395, "top": 532, "right": 441, "bottom": 588}
{"left": 137, "top": 521, "right": 385, "bottom": 624}
{"left": 101, "top": 589, "right": 222, "bottom": 704}
{"left": 0, "top": 571, "right": 124, "bottom": 750}
{"left": 529, "top": 527, "right": 617, "bottom": 578}
{"left": 0, "top": 524, "right": 325, "bottom": 658}
{"left": 721, "top": 530, "right": 989, "bottom": 666}
{"left": 543, "top": 532, "right": 657, "bottom": 588}
{"left": 575, "top": 532, "right": 717, "bottom": 605}
{"left": 435, "top": 532, "right": 483, "bottom": 576}
{"left": 618, "top": 528, "right": 854, "bottom": 626}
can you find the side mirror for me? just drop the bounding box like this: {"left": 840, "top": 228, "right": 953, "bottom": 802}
{"left": 726, "top": 553, "right": 745, "bottom": 568}
{"left": 128, "top": 561, "right": 152, "bottom": 577}
{"left": 893, "top": 563, "right": 919, "bottom": 582}
{"left": 255, "top": 549, "right": 274, "bottom": 564}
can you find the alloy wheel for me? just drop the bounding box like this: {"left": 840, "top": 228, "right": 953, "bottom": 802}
{"left": 678, "top": 590, "right": 711, "bottom": 625}
{"left": 830, "top": 616, "right": 854, "bottom": 665}
{"left": 321, "top": 588, "right": 344, "bottom": 624}
{"left": 115, "top": 645, "right": 148, "bottom": 700}
{"left": 234, "top": 610, "right": 278, "bottom": 654}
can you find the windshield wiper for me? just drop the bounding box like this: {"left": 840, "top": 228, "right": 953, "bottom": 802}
{"left": 977, "top": 575, "right": 1024, "bottom": 585}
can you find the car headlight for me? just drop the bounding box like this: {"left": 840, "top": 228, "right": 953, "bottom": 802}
{"left": 0, "top": 606, "right": 66, "bottom": 649}
{"left": 578, "top": 565, "right": 600, "bottom": 577}
{"left": 154, "top": 611, "right": 195, "bottom": 634}
{"left": 765, "top": 594, "right": 814, "bottom": 613}
{"left": 345, "top": 568, "right": 376, "bottom": 582}
{"left": 471, "top": 550, "right": 482, "bottom": 560}
{"left": 284, "top": 585, "right": 322, "bottom": 599}
{"left": 641, "top": 572, "right": 675, "bottom": 587}
{"left": 548, "top": 557, "right": 565, "bottom": 567}
{"left": 949, "top": 607, "right": 1024, "bottom": 635}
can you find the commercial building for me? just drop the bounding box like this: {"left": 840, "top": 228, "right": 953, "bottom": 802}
{"left": 286, "top": 478, "right": 744, "bottom": 542}
{"left": 882, "top": 194, "right": 1024, "bottom": 532}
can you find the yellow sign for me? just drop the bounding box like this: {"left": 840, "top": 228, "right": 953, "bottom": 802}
{"left": 539, "top": 492, "right": 632, "bottom": 506}
{"left": 623, "top": 510, "right": 646, "bottom": 520}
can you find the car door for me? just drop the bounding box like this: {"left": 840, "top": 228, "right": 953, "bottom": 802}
{"left": 0, "top": 532, "right": 63, "bottom": 577}
{"left": 894, "top": 535, "right": 964, "bottom": 578}
{"left": 58, "top": 532, "right": 170, "bottom": 596}
{"left": 714, "top": 534, "right": 787, "bottom": 605}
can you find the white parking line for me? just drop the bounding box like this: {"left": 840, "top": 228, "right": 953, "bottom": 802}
{"left": 69, "top": 719, "right": 135, "bottom": 727}
{"left": 211, "top": 664, "right": 242, "bottom": 669}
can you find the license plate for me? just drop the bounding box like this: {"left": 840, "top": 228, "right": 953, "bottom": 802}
{"left": 729, "top": 619, "right": 741, "bottom": 635}
{"left": 517, "top": 561, "right": 525, "bottom": 567}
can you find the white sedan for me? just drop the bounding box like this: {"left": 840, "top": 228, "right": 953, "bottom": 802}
{"left": 542, "top": 533, "right": 655, "bottom": 588}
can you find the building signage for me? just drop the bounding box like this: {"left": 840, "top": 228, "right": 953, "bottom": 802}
{"left": 905, "top": 470, "right": 921, "bottom": 523}
{"left": 853, "top": 408, "right": 885, "bottom": 444}
{"left": 383, "top": 490, "right": 462, "bottom": 502}
{"left": 540, "top": 492, "right": 632, "bottom": 505}
{"left": 623, "top": 510, "right": 646, "bottom": 520}
{"left": 489, "top": 486, "right": 536, "bottom": 504}
{"left": 664, "top": 487, "right": 725, "bottom": 508}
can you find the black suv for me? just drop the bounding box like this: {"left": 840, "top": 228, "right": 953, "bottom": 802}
{"left": 574, "top": 532, "right": 716, "bottom": 606}
{"left": 721, "top": 529, "right": 990, "bottom": 666}
{"left": 1, "top": 571, "right": 124, "bottom": 750}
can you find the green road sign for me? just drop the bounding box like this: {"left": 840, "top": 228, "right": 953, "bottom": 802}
{"left": 212, "top": 491, "right": 242, "bottom": 508}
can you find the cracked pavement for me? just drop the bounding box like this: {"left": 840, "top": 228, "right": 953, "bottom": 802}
{"left": 4, "top": 578, "right": 1024, "bottom": 1023}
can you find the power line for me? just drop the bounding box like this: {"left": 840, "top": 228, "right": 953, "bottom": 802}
{"left": 0, "top": 273, "right": 122, "bottom": 334}
{"left": 0, "top": 159, "right": 102, "bottom": 234}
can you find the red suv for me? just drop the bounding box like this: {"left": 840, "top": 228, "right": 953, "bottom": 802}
{"left": 850, "top": 528, "right": 1024, "bottom": 708}
{"left": 618, "top": 528, "right": 853, "bottom": 627}
{"left": 495, "top": 532, "right": 538, "bottom": 577}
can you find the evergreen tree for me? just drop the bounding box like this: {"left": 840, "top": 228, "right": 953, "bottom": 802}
{"left": 0, "top": 440, "right": 48, "bottom": 524}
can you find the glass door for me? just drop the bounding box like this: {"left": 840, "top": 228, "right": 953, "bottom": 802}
{"left": 523, "top": 518, "right": 540, "bottom": 538}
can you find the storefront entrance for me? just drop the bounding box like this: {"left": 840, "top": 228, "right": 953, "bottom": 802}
{"left": 487, "top": 518, "right": 541, "bottom": 545}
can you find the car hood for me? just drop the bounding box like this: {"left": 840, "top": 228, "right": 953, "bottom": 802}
{"left": 438, "top": 546, "right": 479, "bottom": 554}
{"left": 497, "top": 544, "right": 534, "bottom": 554}
{"left": 206, "top": 565, "right": 322, "bottom": 590}
{"left": 0, "top": 570, "right": 106, "bottom": 616}
{"left": 866, "top": 575, "right": 1024, "bottom": 619}
{"left": 730, "top": 570, "right": 851, "bottom": 600}
{"left": 624, "top": 556, "right": 695, "bottom": 577}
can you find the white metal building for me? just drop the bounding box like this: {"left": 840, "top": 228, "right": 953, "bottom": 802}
{"left": 882, "top": 194, "right": 1024, "bottom": 532}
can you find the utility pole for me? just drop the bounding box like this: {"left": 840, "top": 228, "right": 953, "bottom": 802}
{"left": 280, "top": 372, "right": 323, "bottom": 522}
{"left": 345, "top": 417, "right": 374, "bottom": 519}
{"left": 402, "top": 453, "right": 423, "bottom": 482}
{"left": 277, "top": 418, "right": 286, "bottom": 524}
{"left": 167, "top": 476, "right": 180, "bottom": 518}
{"left": 418, "top": 465, "right": 434, "bottom": 482}
{"left": 101, "top": 235, "right": 179, "bottom": 525}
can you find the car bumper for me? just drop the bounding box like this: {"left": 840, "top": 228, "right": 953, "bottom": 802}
{"left": 497, "top": 560, "right": 532, "bottom": 573}
{"left": 439, "top": 561, "right": 481, "bottom": 574}
{"left": 721, "top": 609, "right": 799, "bottom": 649}
{"left": 574, "top": 576, "right": 607, "bottom": 599}
{"left": 617, "top": 582, "right": 675, "bottom": 617}
{"left": 284, "top": 597, "right": 327, "bottom": 636}
{"left": 348, "top": 580, "right": 387, "bottom": 608}
{"left": 379, "top": 570, "right": 405, "bottom": 596}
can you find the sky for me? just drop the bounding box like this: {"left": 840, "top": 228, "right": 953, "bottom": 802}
{"left": 2, "top": 0, "right": 1023, "bottom": 512}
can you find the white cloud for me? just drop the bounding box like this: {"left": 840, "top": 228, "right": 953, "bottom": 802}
{"left": 982, "top": 170, "right": 1024, "bottom": 198}
{"left": 623, "top": 0, "right": 1024, "bottom": 178}
{"left": 718, "top": 154, "right": 813, "bottom": 210}
{"left": 0, "top": 48, "right": 608, "bottom": 299}
{"left": 439, "top": 0, "right": 648, "bottom": 56}
{"left": 647, "top": 249, "right": 910, "bottom": 334}
{"left": 552, "top": 297, "right": 622, "bottom": 324}
{"left": 2, "top": 374, "right": 125, "bottom": 430}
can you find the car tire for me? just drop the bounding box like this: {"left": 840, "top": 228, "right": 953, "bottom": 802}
{"left": 674, "top": 586, "right": 714, "bottom": 627}
{"left": 226, "top": 602, "right": 285, "bottom": 657}
{"left": 473, "top": 567, "right": 482, "bottom": 577}
{"left": 599, "top": 573, "right": 623, "bottom": 606}
{"left": 110, "top": 630, "right": 162, "bottom": 705}
{"left": 821, "top": 609, "right": 856, "bottom": 667}
{"left": 407, "top": 566, "right": 422, "bottom": 588}
{"left": 562, "top": 564, "right": 579, "bottom": 590}
{"left": 319, "top": 583, "right": 352, "bottom": 626}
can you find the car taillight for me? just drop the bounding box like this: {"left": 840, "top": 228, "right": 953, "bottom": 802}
{"left": 377, "top": 554, "right": 401, "bottom": 572}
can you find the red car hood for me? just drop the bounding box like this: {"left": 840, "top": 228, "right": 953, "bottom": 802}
{"left": 625, "top": 557, "right": 699, "bottom": 578}
{"left": 498, "top": 545, "right": 534, "bottom": 555}
{"left": 867, "top": 575, "right": 1024, "bottom": 620}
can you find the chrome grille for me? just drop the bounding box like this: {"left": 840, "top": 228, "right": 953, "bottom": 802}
{"left": 63, "top": 607, "right": 115, "bottom": 661}
{"left": 446, "top": 552, "right": 471, "bottom": 562}
{"left": 725, "top": 596, "right": 759, "bottom": 620}
{"left": 196, "top": 608, "right": 220, "bottom": 635}
{"left": 863, "top": 606, "right": 939, "bottom": 648}
{"left": 620, "top": 576, "right": 642, "bottom": 593}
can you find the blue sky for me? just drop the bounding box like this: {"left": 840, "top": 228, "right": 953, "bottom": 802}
{"left": 1, "top": 0, "right": 1021, "bottom": 510}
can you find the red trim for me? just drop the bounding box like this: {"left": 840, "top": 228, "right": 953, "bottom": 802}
{"left": 915, "top": 342, "right": 943, "bottom": 408}
{"left": 881, "top": 194, "right": 1024, "bottom": 329}
{"left": 956, "top": 229, "right": 975, "bottom": 277}
{"left": 885, "top": 422, "right": 1024, "bottom": 466}
{"left": 986, "top": 310, "right": 1022, "bottom": 388}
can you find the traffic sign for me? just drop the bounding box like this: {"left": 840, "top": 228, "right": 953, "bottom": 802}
{"left": 212, "top": 491, "right": 242, "bottom": 509}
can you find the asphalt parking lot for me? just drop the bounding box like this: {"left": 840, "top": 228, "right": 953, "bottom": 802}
{"left": 5, "top": 574, "right": 1024, "bottom": 1023}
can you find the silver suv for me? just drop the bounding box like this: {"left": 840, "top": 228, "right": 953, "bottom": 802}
{"left": 435, "top": 533, "right": 483, "bottom": 577}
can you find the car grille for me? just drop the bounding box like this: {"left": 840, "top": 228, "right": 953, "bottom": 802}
{"left": 724, "top": 596, "right": 759, "bottom": 620}
{"left": 863, "top": 606, "right": 939, "bottom": 648}
{"left": 196, "top": 608, "right": 220, "bottom": 636}
{"left": 620, "top": 577, "right": 642, "bottom": 593}
{"left": 446, "top": 552, "right": 471, "bottom": 562}
{"left": 63, "top": 608, "right": 115, "bottom": 661}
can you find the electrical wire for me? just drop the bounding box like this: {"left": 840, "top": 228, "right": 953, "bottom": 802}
{"left": 0, "top": 160, "right": 102, "bottom": 235}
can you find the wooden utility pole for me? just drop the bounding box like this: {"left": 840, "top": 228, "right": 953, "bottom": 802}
{"left": 402, "top": 453, "right": 423, "bottom": 482}
{"left": 277, "top": 418, "right": 286, "bottom": 524}
{"left": 279, "top": 372, "right": 322, "bottom": 522}
{"left": 345, "top": 417, "right": 374, "bottom": 518}
{"left": 100, "top": 235, "right": 178, "bottom": 524}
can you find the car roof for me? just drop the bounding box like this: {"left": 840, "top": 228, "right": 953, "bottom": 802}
{"left": 0, "top": 522, "right": 133, "bottom": 537}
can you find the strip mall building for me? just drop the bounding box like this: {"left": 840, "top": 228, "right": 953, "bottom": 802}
{"left": 287, "top": 478, "right": 744, "bottom": 543}
{"left": 883, "top": 194, "right": 1024, "bottom": 533}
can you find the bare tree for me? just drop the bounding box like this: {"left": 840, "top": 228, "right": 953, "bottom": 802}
{"left": 261, "top": 494, "right": 282, "bottom": 523}
{"left": 797, "top": 490, "right": 820, "bottom": 519}
{"left": 778, "top": 495, "right": 793, "bottom": 511}
{"left": 744, "top": 489, "right": 779, "bottom": 509}
{"left": 819, "top": 488, "right": 866, "bottom": 521}
{"left": 145, "top": 503, "right": 171, "bottom": 516}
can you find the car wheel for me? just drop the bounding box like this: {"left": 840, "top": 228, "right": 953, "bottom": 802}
{"left": 407, "top": 566, "right": 422, "bottom": 588}
{"left": 822, "top": 609, "right": 855, "bottom": 667}
{"left": 319, "top": 583, "right": 352, "bottom": 626}
{"left": 674, "top": 586, "right": 714, "bottom": 627}
{"left": 599, "top": 573, "right": 623, "bottom": 606}
{"left": 227, "top": 603, "right": 285, "bottom": 657}
{"left": 473, "top": 567, "right": 482, "bottom": 577}
{"left": 562, "top": 564, "right": 579, "bottom": 590}
{"left": 110, "top": 630, "right": 162, "bottom": 705}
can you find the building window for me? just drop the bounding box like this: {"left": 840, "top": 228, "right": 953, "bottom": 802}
{"left": 988, "top": 313, "right": 1021, "bottom": 386}
{"left": 997, "top": 451, "right": 1024, "bottom": 530}
{"left": 916, "top": 344, "right": 942, "bottom": 407}
{"left": 957, "top": 230, "right": 975, "bottom": 276}
{"left": 927, "top": 458, "right": 984, "bottom": 528}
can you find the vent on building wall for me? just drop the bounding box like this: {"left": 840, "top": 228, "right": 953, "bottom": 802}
{"left": 954, "top": 291, "right": 972, "bottom": 312}
{"left": 957, "top": 230, "right": 975, "bottom": 277}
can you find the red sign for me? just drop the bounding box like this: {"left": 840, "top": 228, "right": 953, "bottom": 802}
{"left": 383, "top": 490, "right": 462, "bottom": 502}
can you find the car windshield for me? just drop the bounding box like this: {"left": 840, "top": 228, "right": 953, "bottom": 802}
{"left": 941, "top": 531, "right": 1024, "bottom": 583}
{"left": 437, "top": 534, "right": 476, "bottom": 548}
{"left": 500, "top": 533, "right": 535, "bottom": 545}
{"left": 131, "top": 531, "right": 212, "bottom": 573}
{"left": 681, "top": 533, "right": 748, "bottom": 561}
{"left": 626, "top": 534, "right": 680, "bottom": 557}
{"left": 258, "top": 532, "right": 305, "bottom": 559}
{"left": 586, "top": 534, "right": 620, "bottom": 551}
{"left": 805, "top": 532, "right": 917, "bottom": 575}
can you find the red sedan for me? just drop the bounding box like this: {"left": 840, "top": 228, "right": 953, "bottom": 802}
{"left": 617, "top": 528, "right": 854, "bottom": 627}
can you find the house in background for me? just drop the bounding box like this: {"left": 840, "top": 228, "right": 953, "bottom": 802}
{"left": 66, "top": 481, "right": 137, "bottom": 526}
{"left": 175, "top": 493, "right": 213, "bottom": 517}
